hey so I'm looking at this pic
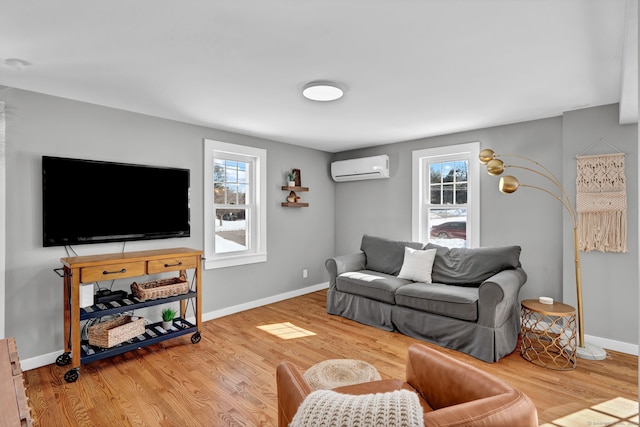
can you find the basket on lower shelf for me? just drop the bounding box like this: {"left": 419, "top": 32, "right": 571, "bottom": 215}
{"left": 88, "top": 316, "right": 145, "bottom": 348}
{"left": 131, "top": 275, "right": 189, "bottom": 301}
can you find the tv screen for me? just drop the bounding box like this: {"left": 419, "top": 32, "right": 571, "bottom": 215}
{"left": 42, "top": 156, "right": 190, "bottom": 247}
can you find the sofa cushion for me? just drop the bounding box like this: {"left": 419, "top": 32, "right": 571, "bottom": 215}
{"left": 395, "top": 282, "right": 479, "bottom": 321}
{"left": 425, "top": 243, "right": 521, "bottom": 286}
{"left": 336, "top": 270, "right": 413, "bottom": 304}
{"left": 397, "top": 247, "right": 437, "bottom": 283}
{"left": 361, "top": 235, "right": 424, "bottom": 276}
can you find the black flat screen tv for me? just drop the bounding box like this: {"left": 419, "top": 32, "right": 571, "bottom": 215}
{"left": 42, "top": 156, "right": 190, "bottom": 247}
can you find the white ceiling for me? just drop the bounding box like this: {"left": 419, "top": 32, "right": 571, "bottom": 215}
{"left": 0, "top": 0, "right": 637, "bottom": 153}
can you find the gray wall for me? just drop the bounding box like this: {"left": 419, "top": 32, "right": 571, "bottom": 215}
{"left": 333, "top": 106, "right": 638, "bottom": 347}
{"left": 562, "top": 104, "right": 638, "bottom": 346}
{"left": 333, "top": 117, "right": 564, "bottom": 304}
{"left": 1, "top": 88, "right": 335, "bottom": 359}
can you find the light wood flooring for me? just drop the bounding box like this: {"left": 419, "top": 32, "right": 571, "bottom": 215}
{"left": 24, "top": 290, "right": 638, "bottom": 426}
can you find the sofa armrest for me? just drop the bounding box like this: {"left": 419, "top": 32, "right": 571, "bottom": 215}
{"left": 324, "top": 253, "right": 366, "bottom": 288}
{"left": 276, "top": 361, "right": 312, "bottom": 427}
{"left": 405, "top": 343, "right": 538, "bottom": 426}
{"left": 477, "top": 267, "right": 527, "bottom": 328}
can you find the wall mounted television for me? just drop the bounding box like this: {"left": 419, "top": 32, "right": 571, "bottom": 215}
{"left": 42, "top": 156, "right": 190, "bottom": 247}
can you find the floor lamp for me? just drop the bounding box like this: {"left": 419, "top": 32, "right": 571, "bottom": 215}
{"left": 478, "top": 148, "right": 606, "bottom": 360}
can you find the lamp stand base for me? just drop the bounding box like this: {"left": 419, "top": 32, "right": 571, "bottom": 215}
{"left": 576, "top": 343, "right": 607, "bottom": 360}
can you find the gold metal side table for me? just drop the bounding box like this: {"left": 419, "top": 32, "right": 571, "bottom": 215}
{"left": 520, "top": 299, "right": 577, "bottom": 370}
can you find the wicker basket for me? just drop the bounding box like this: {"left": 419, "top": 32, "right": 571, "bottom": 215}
{"left": 131, "top": 275, "right": 189, "bottom": 301}
{"left": 88, "top": 316, "right": 145, "bottom": 348}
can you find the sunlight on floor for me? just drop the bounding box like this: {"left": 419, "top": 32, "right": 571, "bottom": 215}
{"left": 257, "top": 322, "right": 316, "bottom": 339}
{"left": 540, "top": 397, "right": 639, "bottom": 427}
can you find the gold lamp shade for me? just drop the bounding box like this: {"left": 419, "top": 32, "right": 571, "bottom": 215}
{"left": 486, "top": 159, "right": 505, "bottom": 176}
{"left": 499, "top": 175, "right": 519, "bottom": 193}
{"left": 478, "top": 148, "right": 496, "bottom": 164}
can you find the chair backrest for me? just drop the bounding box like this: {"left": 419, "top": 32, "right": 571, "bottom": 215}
{"left": 276, "top": 361, "right": 312, "bottom": 427}
{"left": 405, "top": 344, "right": 538, "bottom": 426}
{"left": 406, "top": 343, "right": 514, "bottom": 409}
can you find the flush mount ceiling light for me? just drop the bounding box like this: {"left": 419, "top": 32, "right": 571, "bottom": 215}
{"left": 302, "top": 81, "right": 345, "bottom": 101}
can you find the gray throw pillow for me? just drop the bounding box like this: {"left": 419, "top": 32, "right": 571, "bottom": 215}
{"left": 425, "top": 243, "right": 521, "bottom": 286}
{"left": 361, "top": 235, "right": 424, "bottom": 275}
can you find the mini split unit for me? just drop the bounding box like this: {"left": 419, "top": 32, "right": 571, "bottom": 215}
{"left": 331, "top": 154, "right": 390, "bottom": 182}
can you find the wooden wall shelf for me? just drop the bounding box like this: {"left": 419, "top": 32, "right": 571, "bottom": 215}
{"left": 282, "top": 186, "right": 309, "bottom": 207}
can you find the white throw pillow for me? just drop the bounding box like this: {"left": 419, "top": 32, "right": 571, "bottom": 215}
{"left": 397, "top": 247, "right": 437, "bottom": 283}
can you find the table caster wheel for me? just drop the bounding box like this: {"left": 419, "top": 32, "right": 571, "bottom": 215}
{"left": 191, "top": 332, "right": 201, "bottom": 344}
{"left": 64, "top": 369, "right": 79, "bottom": 383}
{"left": 56, "top": 352, "right": 71, "bottom": 366}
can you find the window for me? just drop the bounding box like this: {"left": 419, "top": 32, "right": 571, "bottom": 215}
{"left": 204, "top": 139, "right": 267, "bottom": 269}
{"left": 412, "top": 142, "right": 479, "bottom": 248}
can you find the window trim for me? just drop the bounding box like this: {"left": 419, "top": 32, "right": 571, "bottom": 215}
{"left": 411, "top": 142, "right": 480, "bottom": 248}
{"left": 204, "top": 139, "right": 267, "bottom": 269}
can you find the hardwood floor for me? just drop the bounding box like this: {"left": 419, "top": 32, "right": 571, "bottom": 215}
{"left": 24, "top": 290, "right": 638, "bottom": 426}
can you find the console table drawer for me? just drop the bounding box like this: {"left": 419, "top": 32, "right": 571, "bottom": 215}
{"left": 80, "top": 261, "right": 146, "bottom": 283}
{"left": 148, "top": 256, "right": 198, "bottom": 274}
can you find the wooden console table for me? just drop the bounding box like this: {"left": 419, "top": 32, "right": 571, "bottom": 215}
{"left": 0, "top": 337, "right": 32, "bottom": 427}
{"left": 57, "top": 247, "right": 203, "bottom": 382}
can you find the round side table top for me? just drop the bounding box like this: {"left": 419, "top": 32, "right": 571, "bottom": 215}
{"left": 521, "top": 299, "right": 575, "bottom": 316}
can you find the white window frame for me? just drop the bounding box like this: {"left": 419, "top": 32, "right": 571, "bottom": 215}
{"left": 412, "top": 142, "right": 480, "bottom": 248}
{"left": 204, "top": 139, "right": 267, "bottom": 269}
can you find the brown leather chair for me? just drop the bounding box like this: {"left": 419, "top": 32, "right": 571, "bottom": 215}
{"left": 276, "top": 343, "right": 538, "bottom": 426}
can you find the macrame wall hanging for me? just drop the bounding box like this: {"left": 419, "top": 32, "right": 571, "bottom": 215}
{"left": 576, "top": 151, "right": 627, "bottom": 253}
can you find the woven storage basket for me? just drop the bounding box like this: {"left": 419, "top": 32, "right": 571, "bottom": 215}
{"left": 88, "top": 316, "right": 145, "bottom": 348}
{"left": 131, "top": 275, "right": 189, "bottom": 301}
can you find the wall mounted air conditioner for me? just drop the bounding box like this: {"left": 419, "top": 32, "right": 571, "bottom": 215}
{"left": 331, "top": 155, "right": 390, "bottom": 182}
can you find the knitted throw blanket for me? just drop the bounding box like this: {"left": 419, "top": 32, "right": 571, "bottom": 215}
{"left": 576, "top": 153, "right": 627, "bottom": 253}
{"left": 290, "top": 389, "right": 424, "bottom": 427}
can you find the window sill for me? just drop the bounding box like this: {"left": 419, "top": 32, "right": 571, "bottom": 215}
{"left": 204, "top": 252, "right": 267, "bottom": 270}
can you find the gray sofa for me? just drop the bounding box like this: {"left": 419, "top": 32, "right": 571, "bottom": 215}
{"left": 325, "top": 235, "right": 527, "bottom": 362}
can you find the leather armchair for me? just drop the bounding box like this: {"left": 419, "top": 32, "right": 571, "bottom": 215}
{"left": 276, "top": 343, "right": 538, "bottom": 426}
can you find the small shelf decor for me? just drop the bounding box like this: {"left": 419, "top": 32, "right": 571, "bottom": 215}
{"left": 287, "top": 170, "right": 297, "bottom": 187}
{"left": 282, "top": 168, "right": 309, "bottom": 207}
{"left": 161, "top": 308, "right": 177, "bottom": 330}
{"left": 131, "top": 275, "right": 189, "bottom": 301}
{"left": 88, "top": 315, "right": 145, "bottom": 348}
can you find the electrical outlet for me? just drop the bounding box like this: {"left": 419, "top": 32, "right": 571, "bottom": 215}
{"left": 302, "top": 268, "right": 308, "bottom": 279}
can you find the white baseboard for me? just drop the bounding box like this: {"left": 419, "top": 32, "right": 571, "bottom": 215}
{"left": 21, "top": 350, "right": 62, "bottom": 371}
{"left": 584, "top": 334, "right": 638, "bottom": 356}
{"left": 21, "top": 282, "right": 330, "bottom": 371}
{"left": 201, "top": 282, "right": 329, "bottom": 322}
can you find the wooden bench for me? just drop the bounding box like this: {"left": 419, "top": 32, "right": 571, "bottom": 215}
{"left": 0, "top": 338, "right": 32, "bottom": 427}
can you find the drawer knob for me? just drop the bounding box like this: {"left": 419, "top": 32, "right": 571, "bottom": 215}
{"left": 164, "top": 261, "right": 183, "bottom": 268}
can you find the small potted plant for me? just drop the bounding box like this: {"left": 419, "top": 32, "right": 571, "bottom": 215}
{"left": 287, "top": 170, "right": 296, "bottom": 187}
{"left": 161, "top": 308, "right": 177, "bottom": 330}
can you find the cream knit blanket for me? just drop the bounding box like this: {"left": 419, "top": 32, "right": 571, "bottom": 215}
{"left": 290, "top": 389, "right": 424, "bottom": 427}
